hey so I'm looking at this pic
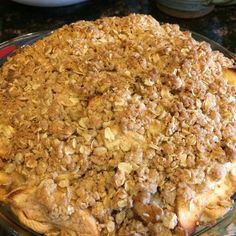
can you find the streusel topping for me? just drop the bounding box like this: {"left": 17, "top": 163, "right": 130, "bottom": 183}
{"left": 0, "top": 14, "right": 235, "bottom": 235}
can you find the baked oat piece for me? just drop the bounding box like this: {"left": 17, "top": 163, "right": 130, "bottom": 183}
{"left": 0, "top": 14, "right": 235, "bottom": 236}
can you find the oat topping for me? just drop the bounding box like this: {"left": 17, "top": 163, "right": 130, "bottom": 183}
{"left": 0, "top": 14, "right": 235, "bottom": 236}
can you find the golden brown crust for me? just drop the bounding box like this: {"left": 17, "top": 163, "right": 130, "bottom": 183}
{"left": 12, "top": 208, "right": 54, "bottom": 234}
{"left": 0, "top": 14, "right": 235, "bottom": 235}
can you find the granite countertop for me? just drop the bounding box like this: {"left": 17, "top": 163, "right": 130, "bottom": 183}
{"left": 0, "top": 0, "right": 236, "bottom": 54}
{"left": 0, "top": 0, "right": 236, "bottom": 235}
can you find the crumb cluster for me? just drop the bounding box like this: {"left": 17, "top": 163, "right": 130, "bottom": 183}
{"left": 0, "top": 14, "right": 235, "bottom": 236}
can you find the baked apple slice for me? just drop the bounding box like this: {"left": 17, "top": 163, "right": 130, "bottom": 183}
{"left": 7, "top": 185, "right": 99, "bottom": 235}
{"left": 177, "top": 163, "right": 236, "bottom": 234}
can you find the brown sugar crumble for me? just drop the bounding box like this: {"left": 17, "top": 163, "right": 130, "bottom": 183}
{"left": 0, "top": 14, "right": 235, "bottom": 236}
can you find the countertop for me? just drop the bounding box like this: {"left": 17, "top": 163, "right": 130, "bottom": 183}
{"left": 0, "top": 0, "right": 236, "bottom": 53}
{"left": 0, "top": 0, "right": 236, "bottom": 235}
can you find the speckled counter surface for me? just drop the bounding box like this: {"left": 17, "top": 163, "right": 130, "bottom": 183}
{"left": 0, "top": 0, "right": 236, "bottom": 53}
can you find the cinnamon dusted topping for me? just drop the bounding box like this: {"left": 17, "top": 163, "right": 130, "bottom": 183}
{"left": 0, "top": 14, "right": 235, "bottom": 235}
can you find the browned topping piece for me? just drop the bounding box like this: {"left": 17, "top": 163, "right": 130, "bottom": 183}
{"left": 0, "top": 14, "right": 235, "bottom": 235}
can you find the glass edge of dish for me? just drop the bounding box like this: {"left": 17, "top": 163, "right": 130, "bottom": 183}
{"left": 0, "top": 31, "right": 52, "bottom": 49}
{"left": 0, "top": 30, "right": 235, "bottom": 236}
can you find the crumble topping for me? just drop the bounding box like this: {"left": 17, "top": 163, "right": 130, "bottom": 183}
{"left": 0, "top": 14, "right": 235, "bottom": 235}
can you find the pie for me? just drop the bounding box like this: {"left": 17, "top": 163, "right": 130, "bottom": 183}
{"left": 0, "top": 14, "right": 235, "bottom": 236}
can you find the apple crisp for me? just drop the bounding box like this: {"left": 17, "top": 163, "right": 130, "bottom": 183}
{"left": 0, "top": 14, "right": 235, "bottom": 236}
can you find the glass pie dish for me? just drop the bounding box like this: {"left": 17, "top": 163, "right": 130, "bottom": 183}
{"left": 0, "top": 30, "right": 235, "bottom": 236}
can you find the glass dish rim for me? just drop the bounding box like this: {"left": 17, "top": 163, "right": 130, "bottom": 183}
{"left": 0, "top": 30, "right": 235, "bottom": 236}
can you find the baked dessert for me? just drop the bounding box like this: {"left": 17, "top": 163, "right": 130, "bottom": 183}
{"left": 0, "top": 14, "right": 235, "bottom": 236}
